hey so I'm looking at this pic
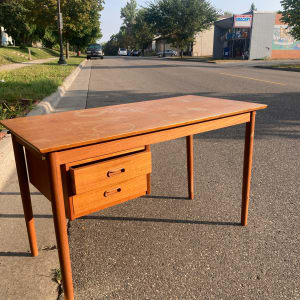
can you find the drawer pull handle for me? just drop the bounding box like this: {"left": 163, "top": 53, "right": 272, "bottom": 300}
{"left": 104, "top": 188, "right": 121, "bottom": 197}
{"left": 107, "top": 168, "right": 125, "bottom": 177}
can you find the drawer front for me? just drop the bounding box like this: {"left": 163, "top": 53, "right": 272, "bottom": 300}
{"left": 71, "top": 175, "right": 147, "bottom": 219}
{"left": 70, "top": 151, "right": 151, "bottom": 195}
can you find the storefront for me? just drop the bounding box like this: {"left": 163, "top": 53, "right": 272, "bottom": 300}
{"left": 213, "top": 12, "right": 300, "bottom": 60}
{"left": 221, "top": 15, "right": 252, "bottom": 59}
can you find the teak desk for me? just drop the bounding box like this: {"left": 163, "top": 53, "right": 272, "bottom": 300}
{"left": 1, "top": 95, "right": 267, "bottom": 299}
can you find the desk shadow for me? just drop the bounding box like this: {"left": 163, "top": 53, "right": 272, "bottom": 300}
{"left": 80, "top": 215, "right": 241, "bottom": 227}
{"left": 0, "top": 214, "right": 52, "bottom": 219}
{"left": 0, "top": 251, "right": 31, "bottom": 257}
{"left": 0, "top": 192, "right": 42, "bottom": 196}
{"left": 140, "top": 195, "right": 190, "bottom": 200}
{"left": 0, "top": 213, "right": 240, "bottom": 226}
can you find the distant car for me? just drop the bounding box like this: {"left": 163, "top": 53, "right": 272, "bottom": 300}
{"left": 118, "top": 48, "right": 128, "bottom": 56}
{"left": 131, "top": 49, "right": 142, "bottom": 56}
{"left": 157, "top": 49, "right": 177, "bottom": 57}
{"left": 86, "top": 44, "right": 104, "bottom": 59}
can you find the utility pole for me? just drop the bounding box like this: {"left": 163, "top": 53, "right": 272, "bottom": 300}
{"left": 57, "top": 0, "right": 67, "bottom": 65}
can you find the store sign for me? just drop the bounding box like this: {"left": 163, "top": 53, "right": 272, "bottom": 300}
{"left": 234, "top": 15, "right": 252, "bottom": 28}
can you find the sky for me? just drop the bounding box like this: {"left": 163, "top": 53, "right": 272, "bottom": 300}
{"left": 100, "top": 0, "right": 283, "bottom": 42}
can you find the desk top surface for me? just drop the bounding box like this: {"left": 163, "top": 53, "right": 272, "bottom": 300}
{"left": 1, "top": 95, "right": 267, "bottom": 153}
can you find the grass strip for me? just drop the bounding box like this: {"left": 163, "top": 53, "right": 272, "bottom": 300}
{"left": 272, "top": 64, "right": 300, "bottom": 71}
{"left": 0, "top": 46, "right": 60, "bottom": 66}
{"left": 0, "top": 57, "right": 85, "bottom": 130}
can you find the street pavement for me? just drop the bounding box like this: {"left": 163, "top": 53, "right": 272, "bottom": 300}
{"left": 1, "top": 56, "right": 299, "bottom": 299}
{"left": 67, "top": 57, "right": 300, "bottom": 299}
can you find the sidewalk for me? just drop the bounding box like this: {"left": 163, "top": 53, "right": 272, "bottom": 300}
{"left": 0, "top": 60, "right": 91, "bottom": 299}
{"left": 0, "top": 57, "right": 57, "bottom": 72}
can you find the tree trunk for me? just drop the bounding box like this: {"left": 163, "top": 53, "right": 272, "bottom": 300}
{"left": 181, "top": 48, "right": 183, "bottom": 59}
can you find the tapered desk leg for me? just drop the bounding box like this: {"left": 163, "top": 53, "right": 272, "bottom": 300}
{"left": 146, "top": 145, "right": 151, "bottom": 195}
{"left": 241, "top": 111, "right": 256, "bottom": 226}
{"left": 11, "top": 136, "right": 38, "bottom": 257}
{"left": 186, "top": 135, "right": 194, "bottom": 200}
{"left": 48, "top": 153, "right": 74, "bottom": 300}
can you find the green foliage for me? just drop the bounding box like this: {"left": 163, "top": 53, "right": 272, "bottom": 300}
{"left": 280, "top": 0, "right": 300, "bottom": 41}
{"left": 121, "top": 0, "right": 138, "bottom": 27}
{"left": 133, "top": 9, "right": 155, "bottom": 50}
{"left": 105, "top": 0, "right": 152, "bottom": 54}
{"left": 61, "top": 0, "right": 104, "bottom": 51}
{"left": 0, "top": 0, "right": 104, "bottom": 50}
{"left": 120, "top": 0, "right": 138, "bottom": 49}
{"left": 103, "top": 35, "right": 120, "bottom": 56}
{"left": 250, "top": 3, "right": 257, "bottom": 12}
{"left": 146, "top": 0, "right": 218, "bottom": 57}
{"left": 0, "top": 0, "right": 38, "bottom": 46}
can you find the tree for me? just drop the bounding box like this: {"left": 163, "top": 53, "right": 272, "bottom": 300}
{"left": 121, "top": 0, "right": 138, "bottom": 27}
{"left": 0, "top": 0, "right": 104, "bottom": 51}
{"left": 0, "top": 0, "right": 38, "bottom": 46}
{"left": 222, "top": 11, "right": 233, "bottom": 17}
{"left": 56, "top": 0, "right": 104, "bottom": 55}
{"left": 250, "top": 3, "right": 257, "bottom": 12}
{"left": 120, "top": 0, "right": 138, "bottom": 49}
{"left": 133, "top": 9, "right": 155, "bottom": 52}
{"left": 103, "top": 34, "right": 122, "bottom": 55}
{"left": 146, "top": 0, "right": 218, "bottom": 58}
{"left": 280, "top": 0, "right": 300, "bottom": 40}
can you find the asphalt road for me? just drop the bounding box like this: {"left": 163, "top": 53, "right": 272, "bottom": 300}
{"left": 68, "top": 57, "right": 300, "bottom": 299}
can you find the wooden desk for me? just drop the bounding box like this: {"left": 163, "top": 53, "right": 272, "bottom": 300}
{"left": 0, "top": 95, "right": 267, "bottom": 299}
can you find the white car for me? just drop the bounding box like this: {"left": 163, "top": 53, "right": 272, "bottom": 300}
{"left": 118, "top": 48, "right": 128, "bottom": 56}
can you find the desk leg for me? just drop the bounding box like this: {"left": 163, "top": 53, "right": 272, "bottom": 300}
{"left": 186, "top": 135, "right": 194, "bottom": 200}
{"left": 241, "top": 111, "right": 256, "bottom": 226}
{"left": 12, "top": 136, "right": 38, "bottom": 257}
{"left": 48, "top": 153, "right": 74, "bottom": 300}
{"left": 146, "top": 145, "right": 151, "bottom": 194}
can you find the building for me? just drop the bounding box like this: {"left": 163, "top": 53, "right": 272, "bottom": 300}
{"left": 213, "top": 12, "right": 300, "bottom": 60}
{"left": 153, "top": 24, "right": 217, "bottom": 57}
{"left": 1, "top": 27, "right": 13, "bottom": 46}
{"left": 152, "top": 36, "right": 179, "bottom": 54}
{"left": 192, "top": 25, "right": 214, "bottom": 57}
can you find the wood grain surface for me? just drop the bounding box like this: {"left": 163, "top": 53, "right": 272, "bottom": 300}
{"left": 0, "top": 95, "right": 267, "bottom": 153}
{"left": 71, "top": 175, "right": 147, "bottom": 219}
{"left": 70, "top": 151, "right": 151, "bottom": 195}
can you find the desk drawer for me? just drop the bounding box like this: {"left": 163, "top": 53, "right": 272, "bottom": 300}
{"left": 71, "top": 175, "right": 147, "bottom": 219}
{"left": 69, "top": 151, "right": 151, "bottom": 195}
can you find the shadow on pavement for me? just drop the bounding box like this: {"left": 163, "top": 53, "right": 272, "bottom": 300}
{"left": 0, "top": 251, "right": 31, "bottom": 257}
{"left": 79, "top": 215, "right": 241, "bottom": 227}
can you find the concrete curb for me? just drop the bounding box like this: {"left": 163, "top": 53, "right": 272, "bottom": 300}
{"left": 27, "top": 59, "right": 87, "bottom": 116}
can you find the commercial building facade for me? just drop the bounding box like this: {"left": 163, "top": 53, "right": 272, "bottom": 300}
{"left": 192, "top": 25, "right": 214, "bottom": 57}
{"left": 213, "top": 12, "right": 300, "bottom": 60}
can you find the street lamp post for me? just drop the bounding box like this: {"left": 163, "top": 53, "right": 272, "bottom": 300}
{"left": 57, "top": 0, "right": 67, "bottom": 65}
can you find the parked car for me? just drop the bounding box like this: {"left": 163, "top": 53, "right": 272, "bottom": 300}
{"left": 86, "top": 44, "right": 104, "bottom": 59}
{"left": 157, "top": 49, "right": 177, "bottom": 57}
{"left": 118, "top": 48, "right": 128, "bottom": 56}
{"left": 131, "top": 49, "right": 142, "bottom": 56}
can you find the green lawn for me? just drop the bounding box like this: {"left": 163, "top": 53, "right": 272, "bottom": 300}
{"left": 0, "top": 46, "right": 59, "bottom": 66}
{"left": 0, "top": 57, "right": 85, "bottom": 130}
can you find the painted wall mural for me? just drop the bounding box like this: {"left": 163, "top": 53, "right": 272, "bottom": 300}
{"left": 273, "top": 25, "right": 300, "bottom": 50}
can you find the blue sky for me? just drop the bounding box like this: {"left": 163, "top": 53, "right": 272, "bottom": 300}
{"left": 100, "top": 0, "right": 283, "bottom": 42}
